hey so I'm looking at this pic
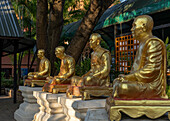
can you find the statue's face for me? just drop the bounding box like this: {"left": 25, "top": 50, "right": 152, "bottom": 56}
{"left": 55, "top": 48, "right": 63, "bottom": 58}
{"left": 131, "top": 18, "right": 147, "bottom": 39}
{"left": 37, "top": 50, "right": 44, "bottom": 59}
{"left": 89, "top": 35, "right": 99, "bottom": 49}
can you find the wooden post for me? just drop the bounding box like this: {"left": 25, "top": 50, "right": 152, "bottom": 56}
{"left": 28, "top": 50, "right": 30, "bottom": 72}
{"left": 0, "top": 49, "right": 2, "bottom": 95}
{"left": 0, "top": 40, "right": 3, "bottom": 95}
{"left": 13, "top": 41, "right": 18, "bottom": 103}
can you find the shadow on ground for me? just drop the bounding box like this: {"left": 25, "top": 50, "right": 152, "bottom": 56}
{"left": 0, "top": 96, "right": 21, "bottom": 121}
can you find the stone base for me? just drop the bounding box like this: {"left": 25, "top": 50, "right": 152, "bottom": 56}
{"left": 60, "top": 96, "right": 106, "bottom": 121}
{"left": 85, "top": 109, "right": 109, "bottom": 121}
{"left": 33, "top": 91, "right": 66, "bottom": 121}
{"left": 14, "top": 102, "right": 40, "bottom": 121}
{"left": 14, "top": 86, "right": 42, "bottom": 121}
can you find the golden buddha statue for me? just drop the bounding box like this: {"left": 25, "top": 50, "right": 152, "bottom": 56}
{"left": 106, "top": 15, "right": 170, "bottom": 121}
{"left": 42, "top": 46, "right": 75, "bottom": 93}
{"left": 67, "top": 33, "right": 112, "bottom": 99}
{"left": 24, "top": 49, "right": 51, "bottom": 87}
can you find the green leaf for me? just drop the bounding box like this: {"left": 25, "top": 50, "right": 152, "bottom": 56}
{"left": 165, "top": 37, "right": 169, "bottom": 45}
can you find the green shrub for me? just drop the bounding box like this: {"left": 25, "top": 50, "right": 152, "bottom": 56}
{"left": 167, "top": 85, "right": 170, "bottom": 98}
{"left": 165, "top": 37, "right": 170, "bottom": 67}
{"left": 1, "top": 79, "right": 13, "bottom": 88}
{"left": 1, "top": 72, "right": 5, "bottom": 81}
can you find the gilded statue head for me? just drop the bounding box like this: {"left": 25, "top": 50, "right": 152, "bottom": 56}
{"left": 55, "top": 46, "right": 65, "bottom": 59}
{"left": 131, "top": 15, "right": 153, "bottom": 39}
{"left": 37, "top": 49, "right": 45, "bottom": 59}
{"left": 89, "top": 33, "right": 102, "bottom": 49}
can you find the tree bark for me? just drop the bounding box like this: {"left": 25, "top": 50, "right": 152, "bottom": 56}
{"left": 66, "top": 0, "right": 116, "bottom": 62}
{"left": 36, "top": 0, "right": 48, "bottom": 50}
{"left": 47, "top": 0, "right": 65, "bottom": 75}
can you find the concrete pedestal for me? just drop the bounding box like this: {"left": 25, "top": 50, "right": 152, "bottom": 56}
{"left": 85, "top": 109, "right": 109, "bottom": 121}
{"left": 33, "top": 91, "right": 66, "bottom": 121}
{"left": 60, "top": 97, "right": 106, "bottom": 121}
{"left": 14, "top": 86, "right": 42, "bottom": 121}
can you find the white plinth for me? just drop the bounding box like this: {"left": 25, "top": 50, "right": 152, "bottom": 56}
{"left": 14, "top": 86, "right": 42, "bottom": 121}
{"left": 33, "top": 91, "right": 66, "bottom": 121}
{"left": 60, "top": 97, "right": 106, "bottom": 121}
{"left": 85, "top": 109, "right": 109, "bottom": 121}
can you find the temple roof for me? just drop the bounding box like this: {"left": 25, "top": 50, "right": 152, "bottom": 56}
{"left": 0, "top": 0, "right": 35, "bottom": 55}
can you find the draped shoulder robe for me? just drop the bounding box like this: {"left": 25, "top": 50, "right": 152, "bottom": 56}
{"left": 113, "top": 37, "right": 168, "bottom": 99}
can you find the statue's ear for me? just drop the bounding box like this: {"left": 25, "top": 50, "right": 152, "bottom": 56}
{"left": 97, "top": 39, "right": 100, "bottom": 45}
{"left": 142, "top": 23, "right": 146, "bottom": 32}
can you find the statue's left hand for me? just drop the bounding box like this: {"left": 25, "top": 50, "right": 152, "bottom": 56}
{"left": 118, "top": 74, "right": 125, "bottom": 78}
{"left": 123, "top": 74, "right": 136, "bottom": 82}
{"left": 33, "top": 74, "right": 39, "bottom": 78}
{"left": 93, "top": 72, "right": 101, "bottom": 78}
{"left": 117, "top": 74, "right": 128, "bottom": 82}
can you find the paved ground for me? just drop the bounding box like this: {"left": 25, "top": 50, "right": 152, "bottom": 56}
{"left": 0, "top": 95, "right": 21, "bottom": 121}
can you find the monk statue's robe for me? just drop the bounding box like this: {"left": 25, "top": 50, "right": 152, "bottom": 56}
{"left": 43, "top": 54, "right": 75, "bottom": 92}
{"left": 52, "top": 55, "right": 75, "bottom": 84}
{"left": 113, "top": 37, "right": 168, "bottom": 99}
{"left": 72, "top": 46, "right": 111, "bottom": 87}
{"left": 28, "top": 57, "right": 51, "bottom": 80}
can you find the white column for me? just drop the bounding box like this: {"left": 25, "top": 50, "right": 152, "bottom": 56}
{"left": 14, "top": 86, "right": 42, "bottom": 121}
{"left": 60, "top": 96, "right": 106, "bottom": 121}
{"left": 33, "top": 91, "right": 66, "bottom": 121}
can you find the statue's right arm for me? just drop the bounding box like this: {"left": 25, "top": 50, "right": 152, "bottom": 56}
{"left": 93, "top": 52, "right": 111, "bottom": 78}
{"left": 28, "top": 72, "right": 37, "bottom": 75}
{"left": 28, "top": 72, "right": 32, "bottom": 76}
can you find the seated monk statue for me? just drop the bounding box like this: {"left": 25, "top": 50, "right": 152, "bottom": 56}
{"left": 43, "top": 46, "right": 75, "bottom": 93}
{"left": 27, "top": 49, "right": 51, "bottom": 80}
{"left": 25, "top": 49, "right": 51, "bottom": 87}
{"left": 112, "top": 15, "right": 168, "bottom": 99}
{"left": 68, "top": 33, "right": 111, "bottom": 97}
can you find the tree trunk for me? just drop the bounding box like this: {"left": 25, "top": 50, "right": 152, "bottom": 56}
{"left": 47, "top": 0, "right": 65, "bottom": 75}
{"left": 66, "top": 0, "right": 116, "bottom": 62}
{"left": 36, "top": 0, "right": 48, "bottom": 50}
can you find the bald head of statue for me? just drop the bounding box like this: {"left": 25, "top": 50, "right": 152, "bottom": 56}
{"left": 131, "top": 15, "right": 154, "bottom": 40}
{"left": 37, "top": 49, "right": 45, "bottom": 59}
{"left": 55, "top": 46, "right": 65, "bottom": 59}
{"left": 89, "top": 33, "right": 102, "bottom": 49}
